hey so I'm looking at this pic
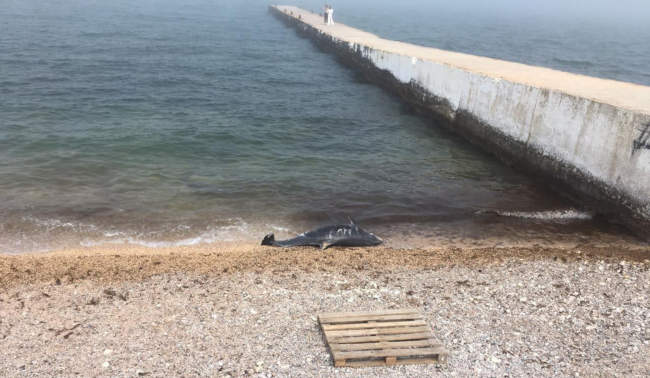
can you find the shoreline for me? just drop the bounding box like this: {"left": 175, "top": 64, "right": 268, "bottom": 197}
{"left": 1, "top": 242, "right": 649, "bottom": 289}
{"left": 1, "top": 211, "right": 647, "bottom": 256}
{"left": 1, "top": 243, "right": 648, "bottom": 376}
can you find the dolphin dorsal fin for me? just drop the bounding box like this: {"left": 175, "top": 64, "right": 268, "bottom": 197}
{"left": 348, "top": 216, "right": 356, "bottom": 226}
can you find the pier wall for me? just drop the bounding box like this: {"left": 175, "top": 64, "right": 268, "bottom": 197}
{"left": 270, "top": 6, "right": 650, "bottom": 236}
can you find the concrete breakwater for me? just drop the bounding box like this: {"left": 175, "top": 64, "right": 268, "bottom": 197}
{"left": 270, "top": 5, "right": 650, "bottom": 237}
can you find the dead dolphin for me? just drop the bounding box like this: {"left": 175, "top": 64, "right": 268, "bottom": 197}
{"left": 261, "top": 219, "right": 382, "bottom": 249}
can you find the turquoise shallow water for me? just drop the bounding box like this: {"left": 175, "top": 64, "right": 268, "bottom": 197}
{"left": 1, "top": 0, "right": 644, "bottom": 252}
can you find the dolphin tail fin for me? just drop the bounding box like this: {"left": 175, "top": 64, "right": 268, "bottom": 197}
{"left": 261, "top": 233, "right": 275, "bottom": 246}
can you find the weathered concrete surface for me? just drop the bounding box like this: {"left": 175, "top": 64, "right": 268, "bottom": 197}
{"left": 270, "top": 5, "right": 650, "bottom": 237}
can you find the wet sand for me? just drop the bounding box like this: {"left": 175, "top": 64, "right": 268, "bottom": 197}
{"left": 1, "top": 241, "right": 649, "bottom": 376}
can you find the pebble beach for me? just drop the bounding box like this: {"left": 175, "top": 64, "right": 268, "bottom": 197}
{"left": 1, "top": 242, "right": 648, "bottom": 377}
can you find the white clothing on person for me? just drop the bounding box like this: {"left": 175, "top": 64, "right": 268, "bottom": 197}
{"left": 326, "top": 8, "right": 334, "bottom": 25}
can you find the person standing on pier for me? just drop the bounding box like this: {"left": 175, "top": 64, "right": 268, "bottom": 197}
{"left": 323, "top": 4, "right": 328, "bottom": 24}
{"left": 326, "top": 5, "right": 334, "bottom": 25}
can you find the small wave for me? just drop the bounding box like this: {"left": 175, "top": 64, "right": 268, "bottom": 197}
{"left": 483, "top": 209, "right": 592, "bottom": 221}
{"left": 102, "top": 231, "right": 127, "bottom": 238}
{"left": 270, "top": 224, "right": 291, "bottom": 232}
{"left": 5, "top": 215, "right": 296, "bottom": 253}
{"left": 82, "top": 235, "right": 219, "bottom": 248}
{"left": 82, "top": 218, "right": 254, "bottom": 248}
{"left": 21, "top": 216, "right": 99, "bottom": 232}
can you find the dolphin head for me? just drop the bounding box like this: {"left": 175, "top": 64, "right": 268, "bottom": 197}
{"left": 354, "top": 228, "right": 382, "bottom": 246}
{"left": 346, "top": 218, "right": 382, "bottom": 246}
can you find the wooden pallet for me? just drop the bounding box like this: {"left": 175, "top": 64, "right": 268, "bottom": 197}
{"left": 318, "top": 309, "right": 448, "bottom": 368}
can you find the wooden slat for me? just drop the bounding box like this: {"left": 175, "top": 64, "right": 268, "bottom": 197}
{"left": 342, "top": 357, "right": 442, "bottom": 368}
{"left": 324, "top": 326, "right": 430, "bottom": 338}
{"left": 319, "top": 309, "right": 418, "bottom": 321}
{"left": 321, "top": 319, "right": 426, "bottom": 331}
{"left": 330, "top": 339, "right": 439, "bottom": 351}
{"left": 333, "top": 346, "right": 447, "bottom": 360}
{"left": 329, "top": 331, "right": 433, "bottom": 344}
{"left": 319, "top": 309, "right": 419, "bottom": 318}
{"left": 319, "top": 313, "right": 422, "bottom": 324}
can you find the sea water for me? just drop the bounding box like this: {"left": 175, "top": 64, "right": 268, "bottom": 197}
{"left": 1, "top": 0, "right": 647, "bottom": 253}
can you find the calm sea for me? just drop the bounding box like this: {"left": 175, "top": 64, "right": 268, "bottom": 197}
{"left": 1, "top": 0, "right": 646, "bottom": 253}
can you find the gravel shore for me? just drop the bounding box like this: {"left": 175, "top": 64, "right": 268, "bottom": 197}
{"left": 1, "top": 244, "right": 648, "bottom": 377}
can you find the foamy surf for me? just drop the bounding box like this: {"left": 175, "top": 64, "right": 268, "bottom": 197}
{"left": 481, "top": 209, "right": 593, "bottom": 221}
{"left": 1, "top": 213, "right": 304, "bottom": 253}
{"left": 79, "top": 223, "right": 316, "bottom": 249}
{"left": 80, "top": 219, "right": 255, "bottom": 248}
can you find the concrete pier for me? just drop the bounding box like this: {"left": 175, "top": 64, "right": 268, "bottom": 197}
{"left": 270, "top": 6, "right": 650, "bottom": 237}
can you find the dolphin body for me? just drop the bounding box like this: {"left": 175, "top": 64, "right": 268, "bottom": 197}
{"left": 261, "top": 220, "right": 382, "bottom": 249}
